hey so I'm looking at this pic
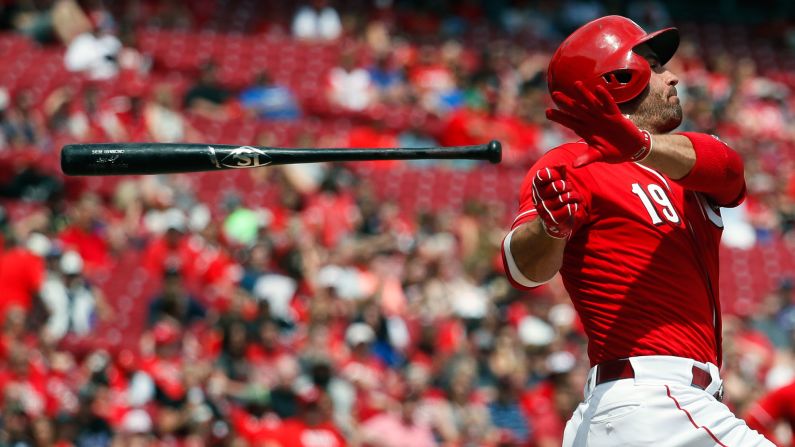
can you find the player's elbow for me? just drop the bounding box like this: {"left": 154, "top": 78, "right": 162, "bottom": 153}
{"left": 717, "top": 147, "right": 746, "bottom": 207}
{"left": 677, "top": 133, "right": 747, "bottom": 206}
{"left": 723, "top": 147, "right": 745, "bottom": 188}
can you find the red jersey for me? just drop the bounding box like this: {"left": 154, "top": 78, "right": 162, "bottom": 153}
{"left": 505, "top": 136, "right": 744, "bottom": 367}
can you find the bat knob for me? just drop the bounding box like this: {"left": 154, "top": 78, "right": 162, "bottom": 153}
{"left": 487, "top": 140, "right": 502, "bottom": 164}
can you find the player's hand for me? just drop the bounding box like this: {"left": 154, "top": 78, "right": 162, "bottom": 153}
{"left": 531, "top": 165, "right": 584, "bottom": 239}
{"left": 546, "top": 81, "right": 652, "bottom": 168}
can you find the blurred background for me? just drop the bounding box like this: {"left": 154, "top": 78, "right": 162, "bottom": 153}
{"left": 0, "top": 0, "right": 794, "bottom": 446}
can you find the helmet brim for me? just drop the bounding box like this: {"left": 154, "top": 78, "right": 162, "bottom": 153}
{"left": 635, "top": 27, "right": 679, "bottom": 66}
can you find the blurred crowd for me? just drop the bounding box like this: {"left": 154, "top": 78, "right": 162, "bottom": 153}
{"left": 1, "top": 0, "right": 795, "bottom": 446}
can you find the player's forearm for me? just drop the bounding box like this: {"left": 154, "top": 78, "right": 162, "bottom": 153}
{"left": 638, "top": 134, "right": 695, "bottom": 180}
{"left": 642, "top": 132, "right": 746, "bottom": 206}
{"left": 504, "top": 220, "right": 566, "bottom": 286}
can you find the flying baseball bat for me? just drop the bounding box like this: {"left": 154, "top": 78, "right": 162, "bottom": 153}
{"left": 60, "top": 141, "right": 502, "bottom": 176}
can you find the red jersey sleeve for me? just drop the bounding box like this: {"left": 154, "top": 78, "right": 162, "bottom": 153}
{"left": 511, "top": 143, "right": 594, "bottom": 230}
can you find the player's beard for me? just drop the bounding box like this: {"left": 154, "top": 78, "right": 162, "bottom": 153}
{"left": 622, "top": 85, "right": 683, "bottom": 133}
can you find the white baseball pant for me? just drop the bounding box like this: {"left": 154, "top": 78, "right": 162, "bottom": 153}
{"left": 563, "top": 356, "right": 775, "bottom": 446}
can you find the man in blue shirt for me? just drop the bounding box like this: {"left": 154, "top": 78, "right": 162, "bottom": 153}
{"left": 240, "top": 72, "right": 301, "bottom": 121}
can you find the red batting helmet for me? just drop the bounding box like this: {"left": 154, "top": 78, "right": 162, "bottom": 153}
{"left": 547, "top": 15, "right": 679, "bottom": 105}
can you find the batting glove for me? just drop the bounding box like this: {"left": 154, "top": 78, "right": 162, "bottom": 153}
{"left": 531, "top": 166, "right": 584, "bottom": 239}
{"left": 546, "top": 81, "right": 652, "bottom": 168}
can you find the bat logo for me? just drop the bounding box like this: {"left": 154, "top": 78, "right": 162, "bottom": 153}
{"left": 210, "top": 146, "right": 272, "bottom": 169}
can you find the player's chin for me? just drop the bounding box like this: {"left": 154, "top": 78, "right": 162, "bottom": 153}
{"left": 659, "top": 109, "right": 684, "bottom": 133}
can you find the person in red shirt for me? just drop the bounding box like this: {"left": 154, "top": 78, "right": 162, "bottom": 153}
{"left": 0, "top": 238, "right": 45, "bottom": 318}
{"left": 338, "top": 322, "right": 395, "bottom": 422}
{"left": 58, "top": 192, "right": 111, "bottom": 274}
{"left": 276, "top": 387, "right": 346, "bottom": 447}
{"left": 139, "top": 320, "right": 188, "bottom": 407}
{"left": 228, "top": 403, "right": 282, "bottom": 446}
{"left": 141, "top": 222, "right": 198, "bottom": 281}
{"left": 502, "top": 15, "right": 772, "bottom": 446}
{"left": 521, "top": 352, "right": 581, "bottom": 447}
{"left": 744, "top": 381, "right": 795, "bottom": 446}
{"left": 302, "top": 177, "right": 360, "bottom": 248}
{"left": 0, "top": 341, "right": 49, "bottom": 418}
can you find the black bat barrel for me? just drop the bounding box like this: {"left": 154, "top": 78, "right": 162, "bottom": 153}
{"left": 60, "top": 141, "right": 502, "bottom": 176}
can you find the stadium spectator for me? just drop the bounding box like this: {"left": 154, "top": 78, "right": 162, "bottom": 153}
{"left": 116, "top": 408, "right": 155, "bottom": 445}
{"left": 750, "top": 290, "right": 792, "bottom": 349}
{"left": 136, "top": 320, "right": 213, "bottom": 438}
{"left": 57, "top": 84, "right": 107, "bottom": 142}
{"left": 0, "top": 89, "right": 46, "bottom": 150}
{"left": 300, "top": 359, "right": 357, "bottom": 438}
{"left": 40, "top": 250, "right": 110, "bottom": 341}
{"left": 772, "top": 279, "right": 795, "bottom": 335}
{"left": 302, "top": 175, "right": 361, "bottom": 248}
{"left": 326, "top": 51, "right": 376, "bottom": 111}
{"left": 0, "top": 233, "right": 46, "bottom": 320}
{"left": 240, "top": 242, "right": 273, "bottom": 290}
{"left": 215, "top": 317, "right": 251, "bottom": 385}
{"left": 367, "top": 54, "right": 406, "bottom": 105}
{"left": 147, "top": 267, "right": 207, "bottom": 328}
{"left": 521, "top": 351, "right": 580, "bottom": 447}
{"left": 359, "top": 391, "right": 436, "bottom": 447}
{"left": 398, "top": 119, "right": 439, "bottom": 153}
{"left": 744, "top": 379, "right": 795, "bottom": 445}
{"left": 63, "top": 8, "right": 122, "bottom": 80}
{"left": 222, "top": 194, "right": 263, "bottom": 246}
{"left": 100, "top": 83, "right": 151, "bottom": 142}
{"left": 427, "top": 357, "right": 494, "bottom": 445}
{"left": 58, "top": 193, "right": 112, "bottom": 275}
{"left": 292, "top": 0, "right": 343, "bottom": 41}
{"left": 408, "top": 45, "right": 458, "bottom": 113}
{"left": 183, "top": 60, "right": 231, "bottom": 119}
{"left": 145, "top": 83, "right": 199, "bottom": 142}
{"left": 277, "top": 387, "right": 346, "bottom": 447}
{"left": 228, "top": 401, "right": 281, "bottom": 446}
{"left": 252, "top": 269, "right": 298, "bottom": 326}
{"left": 488, "top": 375, "right": 531, "bottom": 445}
{"left": 43, "top": 85, "right": 81, "bottom": 136}
{"left": 142, "top": 207, "right": 201, "bottom": 281}
{"left": 240, "top": 71, "right": 301, "bottom": 121}
{"left": 0, "top": 341, "right": 48, "bottom": 420}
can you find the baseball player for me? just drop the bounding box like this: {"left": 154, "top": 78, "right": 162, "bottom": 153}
{"left": 501, "top": 15, "right": 775, "bottom": 446}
